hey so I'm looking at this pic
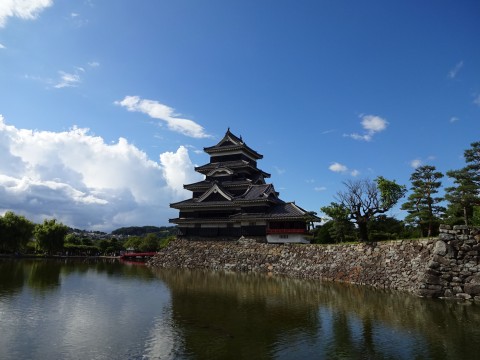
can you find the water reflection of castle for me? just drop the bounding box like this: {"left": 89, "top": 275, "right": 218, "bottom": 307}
{"left": 155, "top": 269, "right": 320, "bottom": 359}
{"left": 154, "top": 268, "right": 480, "bottom": 360}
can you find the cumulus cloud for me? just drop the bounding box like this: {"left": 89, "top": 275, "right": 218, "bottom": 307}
{"left": 0, "top": 116, "right": 202, "bottom": 231}
{"left": 160, "top": 146, "right": 201, "bottom": 198}
{"left": 115, "top": 96, "right": 210, "bottom": 138}
{"left": 0, "top": 0, "right": 53, "bottom": 27}
{"left": 329, "top": 162, "right": 347, "bottom": 173}
{"left": 345, "top": 114, "right": 389, "bottom": 141}
{"left": 329, "top": 162, "right": 359, "bottom": 177}
{"left": 448, "top": 61, "right": 463, "bottom": 79}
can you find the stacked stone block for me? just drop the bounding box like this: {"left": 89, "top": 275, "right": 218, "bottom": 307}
{"left": 418, "top": 225, "right": 480, "bottom": 300}
{"left": 149, "top": 226, "right": 480, "bottom": 301}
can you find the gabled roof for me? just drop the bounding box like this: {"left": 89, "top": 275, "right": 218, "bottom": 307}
{"left": 229, "top": 202, "right": 321, "bottom": 221}
{"left": 267, "top": 202, "right": 318, "bottom": 219}
{"left": 184, "top": 179, "right": 252, "bottom": 191}
{"left": 204, "top": 129, "right": 263, "bottom": 160}
{"left": 237, "top": 184, "right": 279, "bottom": 201}
{"left": 207, "top": 166, "right": 234, "bottom": 177}
{"left": 170, "top": 183, "right": 280, "bottom": 209}
{"left": 197, "top": 183, "right": 234, "bottom": 202}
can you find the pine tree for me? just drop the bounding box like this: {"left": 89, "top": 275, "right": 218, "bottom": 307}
{"left": 401, "top": 165, "right": 444, "bottom": 237}
{"left": 445, "top": 142, "right": 480, "bottom": 226}
{"left": 445, "top": 168, "right": 478, "bottom": 226}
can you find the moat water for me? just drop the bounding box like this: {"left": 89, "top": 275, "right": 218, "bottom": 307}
{"left": 1, "top": 258, "right": 479, "bottom": 360}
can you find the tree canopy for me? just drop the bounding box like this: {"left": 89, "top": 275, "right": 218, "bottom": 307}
{"left": 111, "top": 226, "right": 176, "bottom": 237}
{"left": 0, "top": 211, "right": 35, "bottom": 253}
{"left": 401, "top": 165, "right": 444, "bottom": 236}
{"left": 445, "top": 142, "right": 480, "bottom": 226}
{"left": 322, "top": 177, "right": 406, "bottom": 242}
{"left": 33, "top": 219, "right": 69, "bottom": 254}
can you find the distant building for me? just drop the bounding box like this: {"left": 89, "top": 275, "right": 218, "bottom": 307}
{"left": 169, "top": 129, "right": 320, "bottom": 243}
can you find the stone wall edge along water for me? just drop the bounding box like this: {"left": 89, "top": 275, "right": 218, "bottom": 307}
{"left": 148, "top": 225, "right": 480, "bottom": 300}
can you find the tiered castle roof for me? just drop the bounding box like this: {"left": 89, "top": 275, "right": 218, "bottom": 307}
{"left": 170, "top": 128, "right": 319, "bottom": 232}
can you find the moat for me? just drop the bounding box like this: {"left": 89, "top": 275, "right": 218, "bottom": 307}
{"left": 1, "top": 258, "right": 479, "bottom": 359}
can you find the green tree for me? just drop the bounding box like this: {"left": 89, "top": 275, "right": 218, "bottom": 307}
{"left": 33, "top": 219, "right": 69, "bottom": 254}
{"left": 445, "top": 142, "right": 480, "bottom": 225}
{"left": 98, "top": 239, "right": 110, "bottom": 254}
{"left": 401, "top": 165, "right": 444, "bottom": 237}
{"left": 65, "top": 233, "right": 82, "bottom": 245}
{"left": 312, "top": 221, "right": 334, "bottom": 244}
{"left": 140, "top": 233, "right": 160, "bottom": 252}
{"left": 367, "top": 215, "right": 405, "bottom": 241}
{"left": 464, "top": 141, "right": 480, "bottom": 184}
{"left": 331, "top": 177, "right": 406, "bottom": 242}
{"left": 81, "top": 237, "right": 93, "bottom": 246}
{"left": 472, "top": 206, "right": 480, "bottom": 226}
{"left": 320, "top": 203, "right": 355, "bottom": 242}
{"left": 123, "top": 236, "right": 143, "bottom": 251}
{"left": 0, "top": 211, "right": 35, "bottom": 253}
{"left": 445, "top": 168, "right": 479, "bottom": 225}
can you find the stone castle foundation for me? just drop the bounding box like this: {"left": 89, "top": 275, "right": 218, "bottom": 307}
{"left": 149, "top": 225, "right": 480, "bottom": 300}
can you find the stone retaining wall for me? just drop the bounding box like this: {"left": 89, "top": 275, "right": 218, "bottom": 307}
{"left": 149, "top": 226, "right": 480, "bottom": 300}
{"left": 418, "top": 225, "right": 480, "bottom": 300}
{"left": 149, "top": 237, "right": 433, "bottom": 293}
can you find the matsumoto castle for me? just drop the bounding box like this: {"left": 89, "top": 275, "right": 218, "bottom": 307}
{"left": 169, "top": 129, "right": 320, "bottom": 243}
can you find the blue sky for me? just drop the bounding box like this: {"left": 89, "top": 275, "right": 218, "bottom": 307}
{"left": 0, "top": 0, "right": 479, "bottom": 231}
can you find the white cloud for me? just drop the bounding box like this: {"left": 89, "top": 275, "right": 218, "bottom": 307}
{"left": 0, "top": 115, "right": 202, "bottom": 231}
{"left": 345, "top": 114, "right": 388, "bottom": 141}
{"left": 449, "top": 116, "right": 459, "bottom": 123}
{"left": 115, "top": 96, "right": 210, "bottom": 139}
{"left": 448, "top": 61, "right": 463, "bottom": 79}
{"left": 273, "top": 166, "right": 286, "bottom": 175}
{"left": 329, "top": 162, "right": 348, "bottom": 173}
{"left": 347, "top": 133, "right": 371, "bottom": 141}
{"left": 0, "top": 43, "right": 5, "bottom": 49}
{"left": 361, "top": 115, "right": 388, "bottom": 132}
{"left": 26, "top": 62, "right": 96, "bottom": 89}
{"left": 0, "top": 0, "right": 53, "bottom": 28}
{"left": 54, "top": 70, "right": 81, "bottom": 88}
{"left": 160, "top": 146, "right": 201, "bottom": 198}
{"left": 328, "top": 162, "right": 359, "bottom": 177}
{"left": 314, "top": 186, "right": 326, "bottom": 192}
{"left": 410, "top": 159, "right": 422, "bottom": 168}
